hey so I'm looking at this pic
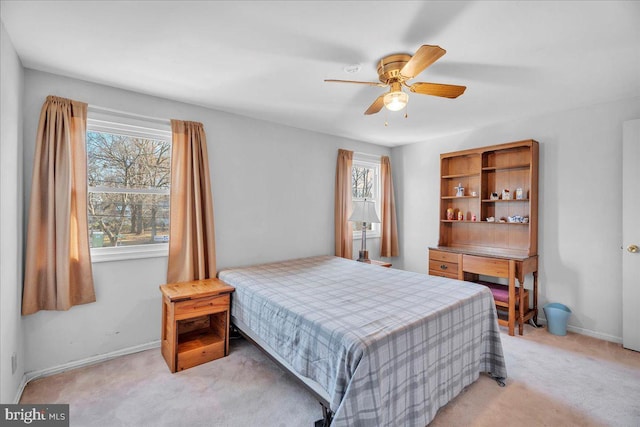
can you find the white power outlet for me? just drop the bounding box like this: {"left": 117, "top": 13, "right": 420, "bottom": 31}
{"left": 11, "top": 352, "right": 17, "bottom": 374}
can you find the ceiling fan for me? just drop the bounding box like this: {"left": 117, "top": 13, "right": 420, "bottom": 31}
{"left": 325, "top": 45, "right": 466, "bottom": 115}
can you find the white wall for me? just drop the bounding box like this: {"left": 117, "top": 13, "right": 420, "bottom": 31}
{"left": 392, "top": 96, "right": 640, "bottom": 342}
{"left": 0, "top": 20, "right": 24, "bottom": 403}
{"left": 21, "top": 69, "right": 390, "bottom": 374}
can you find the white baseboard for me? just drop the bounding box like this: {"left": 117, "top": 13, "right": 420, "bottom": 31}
{"left": 566, "top": 325, "right": 622, "bottom": 344}
{"left": 537, "top": 317, "right": 622, "bottom": 344}
{"left": 13, "top": 375, "right": 29, "bottom": 405}
{"left": 14, "top": 340, "right": 160, "bottom": 404}
{"left": 12, "top": 321, "right": 623, "bottom": 404}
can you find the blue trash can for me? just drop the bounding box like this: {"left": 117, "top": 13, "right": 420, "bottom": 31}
{"left": 543, "top": 303, "right": 571, "bottom": 336}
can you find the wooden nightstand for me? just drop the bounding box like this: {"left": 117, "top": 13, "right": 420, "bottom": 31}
{"left": 160, "top": 278, "right": 234, "bottom": 373}
{"left": 367, "top": 259, "right": 392, "bottom": 268}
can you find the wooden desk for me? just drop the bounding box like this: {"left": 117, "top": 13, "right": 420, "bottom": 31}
{"left": 160, "top": 278, "right": 235, "bottom": 372}
{"left": 429, "top": 247, "right": 538, "bottom": 336}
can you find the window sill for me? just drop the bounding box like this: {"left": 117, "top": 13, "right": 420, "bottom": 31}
{"left": 91, "top": 244, "right": 168, "bottom": 263}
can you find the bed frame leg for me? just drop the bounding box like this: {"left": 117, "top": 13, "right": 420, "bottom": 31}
{"left": 314, "top": 403, "right": 333, "bottom": 427}
{"left": 491, "top": 374, "right": 506, "bottom": 387}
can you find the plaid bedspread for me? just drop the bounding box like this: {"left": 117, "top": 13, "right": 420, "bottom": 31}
{"left": 218, "top": 256, "right": 506, "bottom": 426}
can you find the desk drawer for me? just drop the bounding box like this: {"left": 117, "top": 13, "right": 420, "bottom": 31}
{"left": 429, "top": 260, "right": 459, "bottom": 278}
{"left": 429, "top": 268, "right": 459, "bottom": 279}
{"left": 462, "top": 255, "right": 510, "bottom": 277}
{"left": 175, "top": 294, "right": 230, "bottom": 319}
{"left": 429, "top": 249, "right": 459, "bottom": 263}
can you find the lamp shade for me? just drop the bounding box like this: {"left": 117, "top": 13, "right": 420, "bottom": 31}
{"left": 349, "top": 199, "right": 380, "bottom": 224}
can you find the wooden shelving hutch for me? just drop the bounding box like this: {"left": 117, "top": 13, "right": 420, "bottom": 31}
{"left": 430, "top": 139, "right": 539, "bottom": 335}
{"left": 438, "top": 139, "right": 538, "bottom": 256}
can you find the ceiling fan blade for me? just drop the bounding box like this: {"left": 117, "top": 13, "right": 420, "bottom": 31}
{"left": 409, "top": 82, "right": 466, "bottom": 98}
{"left": 324, "top": 79, "right": 387, "bottom": 87}
{"left": 364, "top": 95, "right": 385, "bottom": 115}
{"left": 400, "top": 45, "right": 446, "bottom": 79}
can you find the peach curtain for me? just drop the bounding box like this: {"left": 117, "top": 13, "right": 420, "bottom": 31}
{"left": 334, "top": 149, "right": 353, "bottom": 259}
{"left": 167, "top": 120, "right": 216, "bottom": 283}
{"left": 22, "top": 96, "right": 96, "bottom": 315}
{"left": 380, "top": 156, "right": 399, "bottom": 257}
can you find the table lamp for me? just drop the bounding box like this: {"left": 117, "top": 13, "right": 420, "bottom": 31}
{"left": 349, "top": 199, "right": 380, "bottom": 262}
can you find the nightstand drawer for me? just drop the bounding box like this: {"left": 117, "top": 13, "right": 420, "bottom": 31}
{"left": 175, "top": 294, "right": 230, "bottom": 319}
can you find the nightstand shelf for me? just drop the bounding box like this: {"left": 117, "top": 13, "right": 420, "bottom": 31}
{"left": 178, "top": 327, "right": 224, "bottom": 352}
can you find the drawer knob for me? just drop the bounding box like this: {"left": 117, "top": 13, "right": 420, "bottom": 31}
{"left": 440, "top": 264, "right": 448, "bottom": 270}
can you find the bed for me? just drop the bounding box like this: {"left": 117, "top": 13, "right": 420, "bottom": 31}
{"left": 218, "top": 255, "right": 507, "bottom": 426}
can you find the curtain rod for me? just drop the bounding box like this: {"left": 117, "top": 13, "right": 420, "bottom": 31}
{"left": 88, "top": 105, "right": 171, "bottom": 125}
{"left": 353, "top": 151, "right": 384, "bottom": 159}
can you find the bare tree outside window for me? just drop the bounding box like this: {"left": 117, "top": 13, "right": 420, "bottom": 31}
{"left": 352, "top": 166, "right": 373, "bottom": 199}
{"left": 87, "top": 130, "right": 171, "bottom": 248}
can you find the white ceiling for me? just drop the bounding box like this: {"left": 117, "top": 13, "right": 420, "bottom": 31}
{"left": 2, "top": 1, "right": 639, "bottom": 146}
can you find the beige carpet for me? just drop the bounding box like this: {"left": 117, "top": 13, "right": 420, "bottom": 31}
{"left": 20, "top": 325, "right": 640, "bottom": 426}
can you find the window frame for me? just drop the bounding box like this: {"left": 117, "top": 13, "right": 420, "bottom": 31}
{"left": 86, "top": 113, "right": 172, "bottom": 263}
{"left": 351, "top": 154, "right": 381, "bottom": 240}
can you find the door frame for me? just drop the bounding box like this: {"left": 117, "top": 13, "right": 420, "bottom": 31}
{"left": 622, "top": 119, "right": 640, "bottom": 351}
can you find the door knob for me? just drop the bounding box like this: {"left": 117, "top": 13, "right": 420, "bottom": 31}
{"left": 628, "top": 244, "right": 639, "bottom": 253}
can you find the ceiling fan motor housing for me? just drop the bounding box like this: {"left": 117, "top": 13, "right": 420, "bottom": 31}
{"left": 377, "top": 54, "right": 412, "bottom": 84}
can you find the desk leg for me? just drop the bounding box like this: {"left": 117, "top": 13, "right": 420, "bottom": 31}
{"left": 518, "top": 277, "right": 525, "bottom": 335}
{"left": 533, "top": 271, "right": 539, "bottom": 325}
{"left": 508, "top": 260, "right": 516, "bottom": 336}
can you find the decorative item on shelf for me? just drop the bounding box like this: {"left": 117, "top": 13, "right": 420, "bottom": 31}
{"left": 472, "top": 214, "right": 477, "bottom": 222}
{"left": 486, "top": 216, "right": 495, "bottom": 222}
{"left": 499, "top": 217, "right": 507, "bottom": 223}
{"left": 490, "top": 192, "right": 499, "bottom": 200}
{"left": 471, "top": 191, "right": 477, "bottom": 197}
{"left": 446, "top": 208, "right": 454, "bottom": 220}
{"left": 349, "top": 199, "right": 381, "bottom": 263}
{"left": 457, "top": 210, "right": 464, "bottom": 221}
{"left": 455, "top": 183, "right": 464, "bottom": 197}
{"left": 506, "top": 215, "right": 530, "bottom": 223}
{"left": 515, "top": 188, "right": 524, "bottom": 200}
{"left": 502, "top": 189, "right": 511, "bottom": 200}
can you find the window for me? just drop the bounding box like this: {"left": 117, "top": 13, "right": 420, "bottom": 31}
{"left": 351, "top": 155, "right": 381, "bottom": 238}
{"left": 87, "top": 116, "right": 172, "bottom": 262}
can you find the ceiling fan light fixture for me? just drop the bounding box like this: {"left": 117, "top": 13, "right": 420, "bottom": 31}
{"left": 383, "top": 90, "right": 408, "bottom": 111}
